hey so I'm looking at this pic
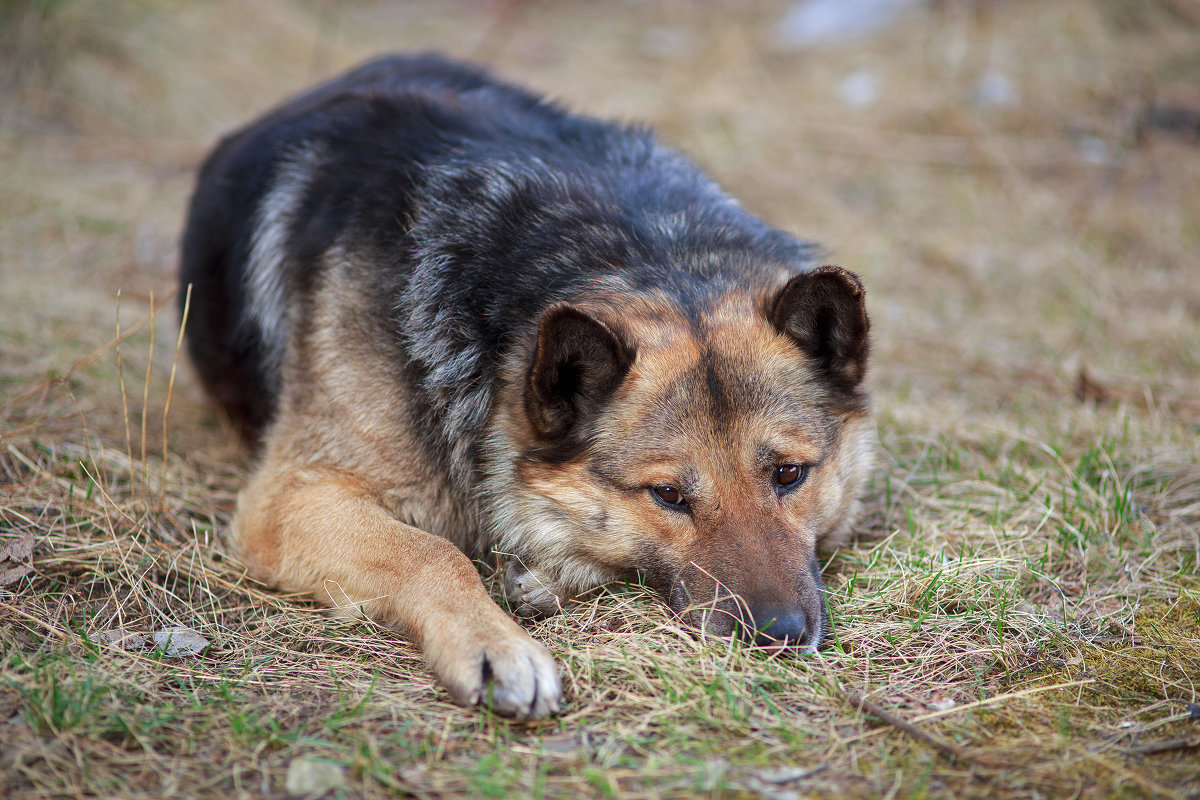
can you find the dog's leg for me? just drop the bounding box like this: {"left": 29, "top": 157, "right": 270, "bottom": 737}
{"left": 232, "top": 463, "right": 561, "bottom": 719}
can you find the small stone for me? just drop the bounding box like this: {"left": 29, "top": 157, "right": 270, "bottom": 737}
{"left": 775, "top": 0, "right": 921, "bottom": 48}
{"left": 971, "top": 71, "right": 1020, "bottom": 110}
{"left": 838, "top": 71, "right": 879, "bottom": 109}
{"left": 1077, "top": 136, "right": 1114, "bottom": 166}
{"left": 760, "top": 765, "right": 821, "bottom": 784}
{"left": 286, "top": 757, "right": 347, "bottom": 798}
{"left": 540, "top": 734, "right": 580, "bottom": 758}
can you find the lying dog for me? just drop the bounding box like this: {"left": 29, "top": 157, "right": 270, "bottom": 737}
{"left": 181, "top": 54, "right": 873, "bottom": 719}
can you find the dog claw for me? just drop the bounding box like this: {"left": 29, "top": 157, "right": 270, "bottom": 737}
{"left": 429, "top": 620, "right": 562, "bottom": 720}
{"left": 503, "top": 559, "right": 570, "bottom": 618}
{"left": 474, "top": 646, "right": 561, "bottom": 720}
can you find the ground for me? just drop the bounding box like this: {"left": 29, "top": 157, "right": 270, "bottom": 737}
{"left": 1, "top": 1, "right": 1198, "bottom": 798}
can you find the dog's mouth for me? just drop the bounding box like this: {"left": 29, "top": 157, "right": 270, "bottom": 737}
{"left": 663, "top": 559, "right": 828, "bottom": 653}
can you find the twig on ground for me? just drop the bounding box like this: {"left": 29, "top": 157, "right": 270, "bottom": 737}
{"left": 838, "top": 683, "right": 970, "bottom": 763}
{"left": 836, "top": 683, "right": 1019, "bottom": 769}
{"left": 1126, "top": 737, "right": 1200, "bottom": 757}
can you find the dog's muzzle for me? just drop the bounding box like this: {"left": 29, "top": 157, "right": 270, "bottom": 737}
{"left": 667, "top": 555, "right": 827, "bottom": 652}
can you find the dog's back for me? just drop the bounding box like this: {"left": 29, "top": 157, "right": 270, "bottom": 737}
{"left": 181, "top": 54, "right": 813, "bottom": 448}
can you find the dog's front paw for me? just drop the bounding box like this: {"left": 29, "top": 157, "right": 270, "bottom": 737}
{"left": 503, "top": 559, "right": 572, "bottom": 617}
{"left": 425, "top": 617, "right": 561, "bottom": 720}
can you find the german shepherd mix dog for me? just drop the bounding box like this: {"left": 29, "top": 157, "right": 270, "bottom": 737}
{"left": 181, "top": 55, "right": 873, "bottom": 719}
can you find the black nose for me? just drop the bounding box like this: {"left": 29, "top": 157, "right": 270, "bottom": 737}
{"left": 745, "top": 606, "right": 810, "bottom": 648}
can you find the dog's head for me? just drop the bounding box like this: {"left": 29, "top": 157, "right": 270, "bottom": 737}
{"left": 492, "top": 266, "right": 873, "bottom": 650}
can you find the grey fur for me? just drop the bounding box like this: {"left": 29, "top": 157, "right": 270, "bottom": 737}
{"left": 244, "top": 144, "right": 325, "bottom": 387}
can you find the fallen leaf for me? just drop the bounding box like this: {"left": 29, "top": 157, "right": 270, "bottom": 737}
{"left": 1, "top": 535, "right": 34, "bottom": 562}
{"left": 88, "top": 627, "right": 209, "bottom": 657}
{"left": 0, "top": 535, "right": 35, "bottom": 586}
{"left": 89, "top": 629, "right": 150, "bottom": 650}
{"left": 0, "top": 565, "right": 33, "bottom": 586}
{"left": 152, "top": 627, "right": 210, "bottom": 657}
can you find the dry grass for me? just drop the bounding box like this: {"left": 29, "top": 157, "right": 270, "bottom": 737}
{"left": 2, "top": 1, "right": 1199, "bottom": 798}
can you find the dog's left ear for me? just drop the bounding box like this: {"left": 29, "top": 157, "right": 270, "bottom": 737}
{"left": 770, "top": 265, "right": 869, "bottom": 389}
{"left": 525, "top": 303, "right": 633, "bottom": 442}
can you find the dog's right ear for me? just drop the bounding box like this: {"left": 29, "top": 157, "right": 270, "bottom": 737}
{"left": 525, "top": 304, "right": 633, "bottom": 443}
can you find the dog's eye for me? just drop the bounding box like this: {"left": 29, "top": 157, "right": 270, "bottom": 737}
{"left": 651, "top": 485, "right": 690, "bottom": 511}
{"left": 775, "top": 463, "right": 809, "bottom": 492}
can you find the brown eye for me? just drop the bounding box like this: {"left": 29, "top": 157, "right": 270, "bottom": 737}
{"left": 652, "top": 485, "right": 688, "bottom": 510}
{"left": 775, "top": 463, "right": 809, "bottom": 492}
{"left": 776, "top": 464, "right": 801, "bottom": 485}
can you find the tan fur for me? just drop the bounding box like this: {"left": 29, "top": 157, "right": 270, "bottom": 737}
{"left": 230, "top": 255, "right": 560, "bottom": 718}
{"left": 228, "top": 260, "right": 871, "bottom": 717}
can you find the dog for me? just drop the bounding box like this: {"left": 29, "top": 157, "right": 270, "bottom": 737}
{"left": 180, "top": 54, "right": 873, "bottom": 720}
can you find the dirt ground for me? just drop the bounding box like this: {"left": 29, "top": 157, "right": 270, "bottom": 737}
{"left": 2, "top": 1, "right": 1199, "bottom": 798}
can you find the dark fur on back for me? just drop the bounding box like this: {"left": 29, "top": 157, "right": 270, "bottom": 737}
{"left": 181, "top": 53, "right": 820, "bottom": 478}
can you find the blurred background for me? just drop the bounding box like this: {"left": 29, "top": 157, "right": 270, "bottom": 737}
{"left": 2, "top": 0, "right": 1198, "bottom": 467}
{"left": 2, "top": 5, "right": 1199, "bottom": 796}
